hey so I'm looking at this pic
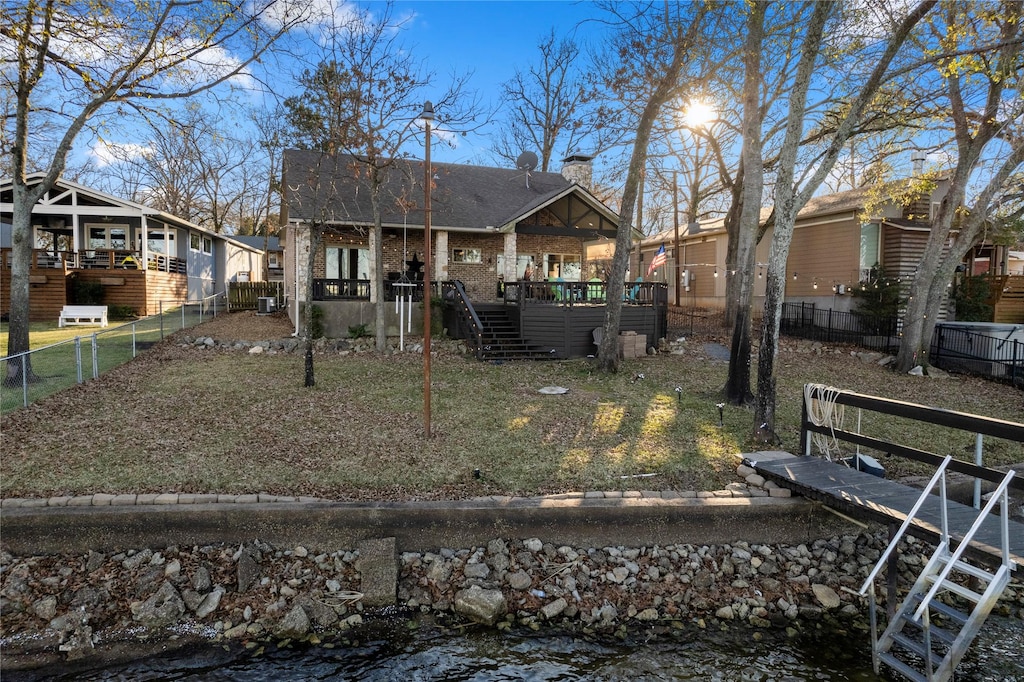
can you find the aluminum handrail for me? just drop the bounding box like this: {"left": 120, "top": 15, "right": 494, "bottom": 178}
{"left": 858, "top": 455, "right": 954, "bottom": 596}
{"left": 911, "top": 468, "right": 1017, "bottom": 622}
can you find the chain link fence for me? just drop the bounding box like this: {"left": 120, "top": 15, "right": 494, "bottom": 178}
{"left": 2, "top": 295, "right": 225, "bottom": 414}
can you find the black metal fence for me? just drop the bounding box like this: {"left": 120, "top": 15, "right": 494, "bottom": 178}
{"left": 780, "top": 302, "right": 900, "bottom": 353}
{"left": 780, "top": 302, "right": 1023, "bottom": 387}
{"left": 931, "top": 325, "right": 1023, "bottom": 387}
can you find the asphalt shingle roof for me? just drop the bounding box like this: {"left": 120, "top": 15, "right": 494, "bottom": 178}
{"left": 283, "top": 149, "right": 582, "bottom": 231}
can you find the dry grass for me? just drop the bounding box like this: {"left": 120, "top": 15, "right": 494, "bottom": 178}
{"left": 1, "top": 312, "right": 1021, "bottom": 501}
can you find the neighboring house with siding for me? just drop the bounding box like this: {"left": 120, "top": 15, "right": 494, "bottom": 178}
{"left": 232, "top": 235, "right": 284, "bottom": 281}
{"left": 1, "top": 175, "right": 264, "bottom": 321}
{"left": 637, "top": 178, "right": 959, "bottom": 313}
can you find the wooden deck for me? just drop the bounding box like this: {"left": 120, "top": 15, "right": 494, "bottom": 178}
{"left": 745, "top": 450, "right": 1023, "bottom": 569}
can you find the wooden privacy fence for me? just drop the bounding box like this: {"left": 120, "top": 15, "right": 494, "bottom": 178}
{"left": 229, "top": 281, "right": 283, "bottom": 311}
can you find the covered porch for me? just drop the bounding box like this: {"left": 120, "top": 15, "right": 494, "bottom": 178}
{"left": 1, "top": 247, "right": 187, "bottom": 322}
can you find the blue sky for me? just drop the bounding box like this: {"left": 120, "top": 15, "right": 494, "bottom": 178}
{"left": 362, "top": 1, "right": 607, "bottom": 164}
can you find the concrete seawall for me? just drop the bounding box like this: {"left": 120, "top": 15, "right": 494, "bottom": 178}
{"left": 0, "top": 495, "right": 857, "bottom": 557}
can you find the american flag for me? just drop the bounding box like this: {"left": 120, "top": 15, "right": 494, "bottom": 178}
{"left": 646, "top": 244, "right": 667, "bottom": 277}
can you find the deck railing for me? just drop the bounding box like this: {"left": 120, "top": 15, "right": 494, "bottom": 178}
{"left": 503, "top": 280, "right": 667, "bottom": 307}
{"left": 800, "top": 384, "right": 1024, "bottom": 501}
{"left": 1, "top": 248, "right": 185, "bottom": 274}
{"left": 312, "top": 278, "right": 437, "bottom": 302}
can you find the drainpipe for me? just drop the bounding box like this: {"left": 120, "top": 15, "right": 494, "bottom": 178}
{"left": 292, "top": 225, "right": 300, "bottom": 337}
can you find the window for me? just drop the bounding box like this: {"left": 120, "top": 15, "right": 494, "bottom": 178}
{"left": 86, "top": 224, "right": 130, "bottom": 250}
{"left": 190, "top": 233, "right": 201, "bottom": 251}
{"left": 326, "top": 246, "right": 370, "bottom": 279}
{"left": 542, "top": 253, "right": 582, "bottom": 281}
{"left": 202, "top": 237, "right": 213, "bottom": 254}
{"left": 138, "top": 230, "right": 175, "bottom": 255}
{"left": 268, "top": 253, "right": 280, "bottom": 268}
{"left": 452, "top": 248, "right": 482, "bottom": 264}
{"left": 859, "top": 223, "right": 880, "bottom": 281}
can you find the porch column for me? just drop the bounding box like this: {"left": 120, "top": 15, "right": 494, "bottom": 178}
{"left": 503, "top": 232, "right": 517, "bottom": 280}
{"left": 369, "top": 229, "right": 379, "bottom": 303}
{"left": 140, "top": 215, "right": 149, "bottom": 271}
{"left": 435, "top": 230, "right": 449, "bottom": 282}
{"left": 72, "top": 212, "right": 80, "bottom": 253}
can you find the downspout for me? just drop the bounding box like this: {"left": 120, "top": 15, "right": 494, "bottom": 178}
{"left": 293, "top": 224, "right": 300, "bottom": 337}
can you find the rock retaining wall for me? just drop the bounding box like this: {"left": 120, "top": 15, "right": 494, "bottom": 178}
{"left": 2, "top": 531, "right": 1021, "bottom": 672}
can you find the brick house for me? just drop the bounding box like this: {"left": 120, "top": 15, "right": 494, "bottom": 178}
{"left": 281, "top": 150, "right": 652, "bottom": 343}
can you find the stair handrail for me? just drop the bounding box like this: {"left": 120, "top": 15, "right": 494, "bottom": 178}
{"left": 450, "top": 280, "right": 485, "bottom": 357}
{"left": 859, "top": 455, "right": 954, "bottom": 596}
{"left": 912, "top": 468, "right": 1017, "bottom": 622}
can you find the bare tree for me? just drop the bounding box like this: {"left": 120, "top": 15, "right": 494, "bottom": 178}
{"left": 754, "top": 0, "right": 937, "bottom": 438}
{"left": 592, "top": 1, "right": 714, "bottom": 372}
{"left": 895, "top": 2, "right": 1024, "bottom": 372}
{"left": 492, "top": 30, "right": 613, "bottom": 171}
{"left": 283, "top": 1, "right": 480, "bottom": 358}
{"left": 2, "top": 0, "right": 310, "bottom": 383}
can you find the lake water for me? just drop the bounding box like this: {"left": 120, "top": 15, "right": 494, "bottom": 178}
{"left": 17, "top": 613, "right": 1023, "bottom": 682}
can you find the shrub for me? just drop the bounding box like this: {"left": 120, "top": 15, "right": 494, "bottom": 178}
{"left": 70, "top": 276, "right": 104, "bottom": 305}
{"left": 852, "top": 266, "right": 902, "bottom": 335}
{"left": 348, "top": 323, "right": 370, "bottom": 339}
{"left": 108, "top": 305, "right": 137, "bottom": 321}
{"left": 951, "top": 275, "right": 992, "bottom": 322}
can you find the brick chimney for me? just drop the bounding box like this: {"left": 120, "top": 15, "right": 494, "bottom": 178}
{"left": 560, "top": 153, "right": 594, "bottom": 189}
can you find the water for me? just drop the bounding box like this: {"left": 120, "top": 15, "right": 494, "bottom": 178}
{"left": 12, "top": 616, "right": 1023, "bottom": 681}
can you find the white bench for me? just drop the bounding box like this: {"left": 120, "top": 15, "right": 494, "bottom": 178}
{"left": 59, "top": 305, "right": 108, "bottom": 328}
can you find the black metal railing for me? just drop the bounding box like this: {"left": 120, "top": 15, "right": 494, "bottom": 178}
{"left": 442, "top": 280, "right": 485, "bottom": 358}
{"left": 780, "top": 302, "right": 900, "bottom": 353}
{"left": 931, "top": 325, "right": 1023, "bottom": 387}
{"left": 503, "top": 280, "right": 667, "bottom": 307}
{"left": 312, "top": 278, "right": 439, "bottom": 302}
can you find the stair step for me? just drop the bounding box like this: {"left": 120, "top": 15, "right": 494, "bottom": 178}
{"left": 890, "top": 630, "right": 947, "bottom": 665}
{"left": 878, "top": 651, "right": 928, "bottom": 682}
{"left": 909, "top": 592, "right": 970, "bottom": 625}
{"left": 937, "top": 556, "right": 995, "bottom": 582}
{"left": 897, "top": 610, "right": 959, "bottom": 646}
{"left": 924, "top": 575, "right": 984, "bottom": 603}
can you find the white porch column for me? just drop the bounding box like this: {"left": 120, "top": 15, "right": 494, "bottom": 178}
{"left": 72, "top": 213, "right": 81, "bottom": 253}
{"left": 503, "top": 232, "right": 517, "bottom": 280}
{"left": 140, "top": 215, "right": 149, "bottom": 271}
{"left": 435, "top": 230, "right": 449, "bottom": 282}
{"left": 369, "top": 229, "right": 379, "bottom": 303}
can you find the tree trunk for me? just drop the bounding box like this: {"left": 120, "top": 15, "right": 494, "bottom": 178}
{"left": 4, "top": 179, "right": 41, "bottom": 386}
{"left": 724, "top": 2, "right": 765, "bottom": 405}
{"left": 302, "top": 225, "right": 324, "bottom": 387}
{"left": 754, "top": 269, "right": 784, "bottom": 441}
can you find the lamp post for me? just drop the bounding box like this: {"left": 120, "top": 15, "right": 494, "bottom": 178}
{"left": 420, "top": 100, "right": 434, "bottom": 438}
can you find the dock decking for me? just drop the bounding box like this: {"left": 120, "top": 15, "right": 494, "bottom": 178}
{"left": 745, "top": 450, "right": 1023, "bottom": 569}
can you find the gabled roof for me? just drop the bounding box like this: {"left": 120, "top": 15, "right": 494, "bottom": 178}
{"left": 1, "top": 173, "right": 198, "bottom": 228}
{"left": 232, "top": 235, "right": 282, "bottom": 251}
{"left": 282, "top": 149, "right": 623, "bottom": 234}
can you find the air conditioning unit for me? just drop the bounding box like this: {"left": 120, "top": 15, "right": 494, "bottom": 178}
{"left": 257, "top": 296, "right": 277, "bottom": 314}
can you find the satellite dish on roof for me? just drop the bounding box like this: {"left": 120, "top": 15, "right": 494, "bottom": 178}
{"left": 516, "top": 151, "right": 539, "bottom": 172}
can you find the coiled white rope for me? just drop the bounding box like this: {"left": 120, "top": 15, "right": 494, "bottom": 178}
{"left": 804, "top": 384, "right": 844, "bottom": 461}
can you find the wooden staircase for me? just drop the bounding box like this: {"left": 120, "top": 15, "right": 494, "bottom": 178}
{"left": 473, "top": 304, "right": 558, "bottom": 361}
{"left": 989, "top": 274, "right": 1024, "bottom": 324}
{"left": 860, "top": 456, "right": 1018, "bottom": 682}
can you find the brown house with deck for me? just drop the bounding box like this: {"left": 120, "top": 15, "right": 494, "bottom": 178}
{"left": 1, "top": 175, "right": 265, "bottom": 322}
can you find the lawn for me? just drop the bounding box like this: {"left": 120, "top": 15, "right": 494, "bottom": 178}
{"left": 1, "top": 324, "right": 1021, "bottom": 502}
{"left": 1, "top": 309, "right": 201, "bottom": 414}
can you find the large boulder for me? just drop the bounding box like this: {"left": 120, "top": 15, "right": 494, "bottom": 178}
{"left": 454, "top": 585, "right": 507, "bottom": 626}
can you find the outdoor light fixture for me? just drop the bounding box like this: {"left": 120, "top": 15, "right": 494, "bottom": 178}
{"left": 813, "top": 279, "right": 818, "bottom": 289}
{"left": 793, "top": 272, "right": 798, "bottom": 280}
{"left": 420, "top": 100, "right": 434, "bottom": 438}
{"left": 713, "top": 267, "right": 718, "bottom": 278}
